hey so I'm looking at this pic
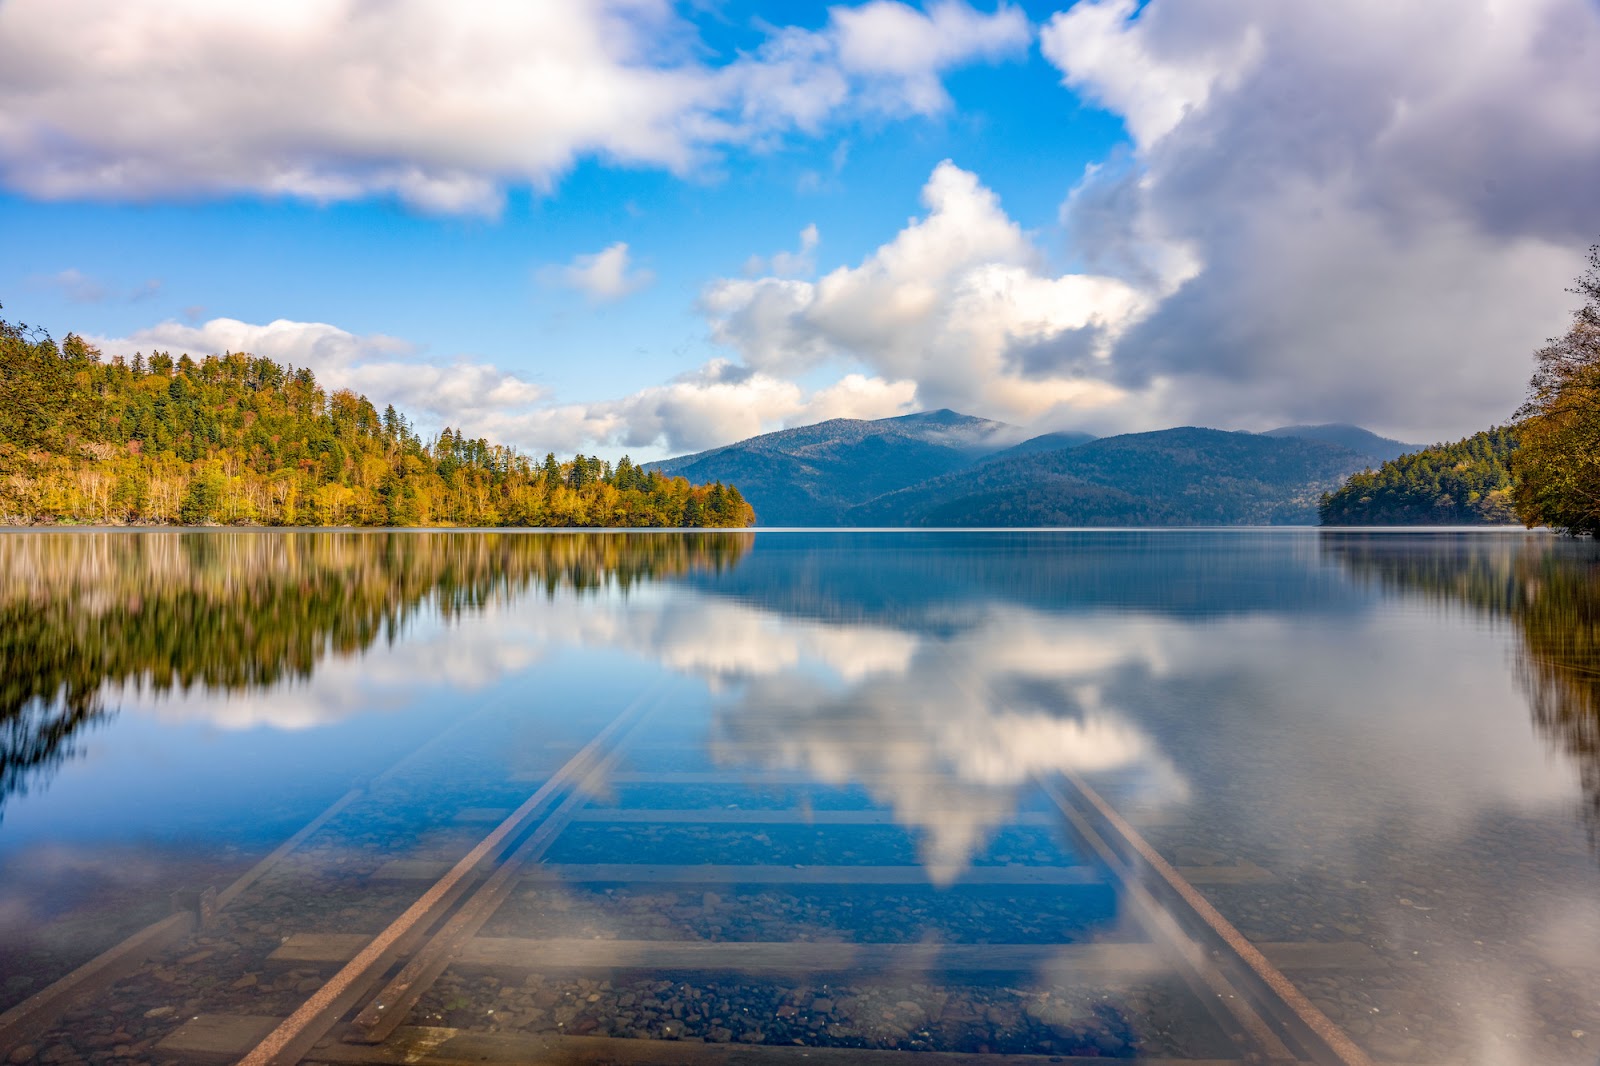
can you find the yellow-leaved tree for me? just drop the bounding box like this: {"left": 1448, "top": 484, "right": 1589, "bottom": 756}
{"left": 1515, "top": 243, "right": 1600, "bottom": 534}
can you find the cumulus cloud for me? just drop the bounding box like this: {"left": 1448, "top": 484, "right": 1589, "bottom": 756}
{"left": 545, "top": 242, "right": 654, "bottom": 302}
{"left": 699, "top": 160, "right": 1183, "bottom": 424}
{"left": 91, "top": 317, "right": 548, "bottom": 441}
{"left": 1040, "top": 0, "right": 1600, "bottom": 441}
{"left": 489, "top": 363, "right": 916, "bottom": 455}
{"left": 1041, "top": 0, "right": 1262, "bottom": 149}
{"left": 744, "top": 224, "right": 820, "bottom": 278}
{"left": 829, "top": 0, "right": 1032, "bottom": 115}
{"left": 0, "top": 0, "right": 1028, "bottom": 213}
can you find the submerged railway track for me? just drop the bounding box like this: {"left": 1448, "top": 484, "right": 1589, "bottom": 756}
{"left": 1, "top": 683, "right": 1400, "bottom": 1066}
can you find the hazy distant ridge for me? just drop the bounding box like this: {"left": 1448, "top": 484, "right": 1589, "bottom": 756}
{"left": 1263, "top": 423, "right": 1418, "bottom": 462}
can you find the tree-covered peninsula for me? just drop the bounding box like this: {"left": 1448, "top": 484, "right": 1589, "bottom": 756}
{"left": 0, "top": 310, "right": 753, "bottom": 527}
{"left": 1318, "top": 428, "right": 1518, "bottom": 525}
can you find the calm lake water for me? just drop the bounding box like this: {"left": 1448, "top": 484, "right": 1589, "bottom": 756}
{"left": 1, "top": 529, "right": 1598, "bottom": 1064}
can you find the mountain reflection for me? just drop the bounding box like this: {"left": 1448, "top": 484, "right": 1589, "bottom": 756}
{"left": 1324, "top": 533, "right": 1600, "bottom": 842}
{"left": 0, "top": 531, "right": 752, "bottom": 817}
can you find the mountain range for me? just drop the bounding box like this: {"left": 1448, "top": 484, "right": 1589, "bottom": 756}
{"left": 646, "top": 411, "right": 1418, "bottom": 527}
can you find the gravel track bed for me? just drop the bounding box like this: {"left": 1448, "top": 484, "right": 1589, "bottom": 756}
{"left": 483, "top": 885, "right": 1120, "bottom": 945}
{"left": 412, "top": 971, "right": 1221, "bottom": 1059}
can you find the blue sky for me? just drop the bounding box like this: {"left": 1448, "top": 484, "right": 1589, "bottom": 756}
{"left": 2, "top": 0, "right": 1597, "bottom": 459}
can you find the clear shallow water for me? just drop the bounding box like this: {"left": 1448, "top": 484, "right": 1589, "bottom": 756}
{"left": 0, "top": 529, "right": 1597, "bottom": 1064}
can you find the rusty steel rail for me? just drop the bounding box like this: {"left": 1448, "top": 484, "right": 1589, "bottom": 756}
{"left": 1037, "top": 774, "right": 1297, "bottom": 1064}
{"left": 347, "top": 752, "right": 619, "bottom": 1043}
{"left": 234, "top": 685, "right": 664, "bottom": 1066}
{"left": 1040, "top": 770, "right": 1375, "bottom": 1066}
{"left": 929, "top": 656, "right": 1369, "bottom": 1066}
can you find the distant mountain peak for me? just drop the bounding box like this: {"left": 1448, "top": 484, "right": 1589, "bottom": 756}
{"left": 1262, "top": 423, "right": 1418, "bottom": 462}
{"left": 887, "top": 408, "right": 997, "bottom": 427}
{"left": 641, "top": 409, "right": 1016, "bottom": 525}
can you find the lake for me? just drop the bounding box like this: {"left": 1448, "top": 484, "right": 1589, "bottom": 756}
{"left": 0, "top": 529, "right": 1596, "bottom": 1065}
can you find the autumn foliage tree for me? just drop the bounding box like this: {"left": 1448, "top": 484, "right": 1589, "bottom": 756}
{"left": 1514, "top": 243, "right": 1600, "bottom": 534}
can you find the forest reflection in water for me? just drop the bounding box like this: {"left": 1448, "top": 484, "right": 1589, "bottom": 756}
{"left": 1324, "top": 532, "right": 1600, "bottom": 844}
{"left": 0, "top": 530, "right": 753, "bottom": 819}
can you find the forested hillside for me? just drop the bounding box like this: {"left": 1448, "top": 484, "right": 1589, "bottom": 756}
{"left": 849, "top": 428, "right": 1371, "bottom": 526}
{"left": 1317, "top": 428, "right": 1517, "bottom": 525}
{"left": 0, "top": 312, "right": 752, "bottom": 527}
{"left": 981, "top": 429, "right": 1096, "bottom": 464}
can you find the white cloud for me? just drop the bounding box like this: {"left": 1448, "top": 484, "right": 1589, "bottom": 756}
{"left": 547, "top": 242, "right": 655, "bottom": 302}
{"left": 1040, "top": 0, "right": 1600, "bottom": 441}
{"left": 0, "top": 0, "right": 1029, "bottom": 214}
{"left": 699, "top": 160, "right": 1185, "bottom": 424}
{"left": 485, "top": 363, "right": 917, "bottom": 455}
{"left": 744, "top": 224, "right": 820, "bottom": 278}
{"left": 830, "top": 0, "right": 1031, "bottom": 115}
{"left": 1039, "top": 0, "right": 1261, "bottom": 148}
{"left": 91, "top": 317, "right": 547, "bottom": 440}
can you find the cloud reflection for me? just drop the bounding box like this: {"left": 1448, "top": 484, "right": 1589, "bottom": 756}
{"left": 700, "top": 608, "right": 1190, "bottom": 882}
{"left": 159, "top": 570, "right": 1189, "bottom": 882}
{"left": 337, "top": 581, "right": 1189, "bottom": 882}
